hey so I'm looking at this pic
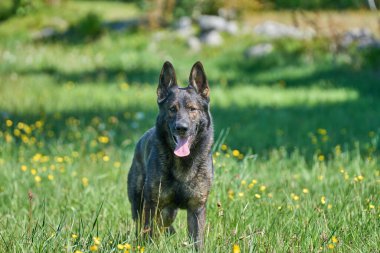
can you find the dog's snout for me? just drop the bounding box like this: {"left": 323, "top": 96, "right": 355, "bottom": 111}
{"left": 175, "top": 122, "right": 189, "bottom": 133}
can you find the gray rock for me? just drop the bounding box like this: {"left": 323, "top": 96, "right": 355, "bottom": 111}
{"left": 175, "top": 16, "right": 192, "bottom": 29}
{"left": 340, "top": 28, "right": 379, "bottom": 48}
{"left": 175, "top": 16, "right": 194, "bottom": 38}
{"left": 200, "top": 30, "right": 223, "bottom": 46}
{"left": 187, "top": 36, "right": 201, "bottom": 51}
{"left": 245, "top": 43, "right": 274, "bottom": 58}
{"left": 254, "top": 21, "right": 314, "bottom": 39}
{"left": 225, "top": 21, "right": 239, "bottom": 35}
{"left": 198, "top": 15, "right": 227, "bottom": 31}
{"left": 32, "top": 27, "right": 56, "bottom": 40}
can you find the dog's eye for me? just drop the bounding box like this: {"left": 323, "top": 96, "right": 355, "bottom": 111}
{"left": 169, "top": 107, "right": 177, "bottom": 113}
{"left": 189, "top": 107, "right": 197, "bottom": 112}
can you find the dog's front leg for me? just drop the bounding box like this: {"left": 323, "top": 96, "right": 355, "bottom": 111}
{"left": 187, "top": 206, "right": 206, "bottom": 250}
{"left": 142, "top": 201, "right": 156, "bottom": 238}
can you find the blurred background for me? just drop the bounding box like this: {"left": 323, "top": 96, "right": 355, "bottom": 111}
{"left": 1, "top": 0, "right": 379, "bottom": 158}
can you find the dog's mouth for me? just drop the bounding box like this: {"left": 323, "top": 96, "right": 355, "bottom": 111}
{"left": 172, "top": 135, "right": 191, "bottom": 157}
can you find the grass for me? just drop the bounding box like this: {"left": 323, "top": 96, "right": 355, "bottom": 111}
{"left": 0, "top": 1, "right": 379, "bottom": 252}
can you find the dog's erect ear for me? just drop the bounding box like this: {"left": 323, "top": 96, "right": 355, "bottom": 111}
{"left": 189, "top": 61, "right": 209, "bottom": 99}
{"left": 157, "top": 61, "right": 177, "bottom": 103}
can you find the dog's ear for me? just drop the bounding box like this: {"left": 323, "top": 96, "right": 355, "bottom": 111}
{"left": 189, "top": 61, "right": 209, "bottom": 99}
{"left": 157, "top": 61, "right": 177, "bottom": 103}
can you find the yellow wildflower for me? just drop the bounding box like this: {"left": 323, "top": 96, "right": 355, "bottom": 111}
{"left": 328, "top": 204, "right": 332, "bottom": 209}
{"left": 31, "top": 169, "right": 37, "bottom": 175}
{"left": 55, "top": 157, "right": 64, "bottom": 163}
{"left": 233, "top": 244, "right": 240, "bottom": 253}
{"left": 89, "top": 245, "right": 98, "bottom": 251}
{"left": 21, "top": 165, "right": 27, "bottom": 172}
{"left": 317, "top": 128, "right": 327, "bottom": 135}
{"left": 241, "top": 180, "right": 246, "bottom": 186}
{"left": 35, "top": 120, "right": 43, "bottom": 128}
{"left": 82, "top": 177, "right": 89, "bottom": 187}
{"left": 228, "top": 190, "right": 234, "bottom": 200}
{"left": 102, "top": 155, "right": 110, "bottom": 162}
{"left": 302, "top": 188, "right": 309, "bottom": 194}
{"left": 292, "top": 194, "right": 300, "bottom": 201}
{"left": 72, "top": 234, "right": 78, "bottom": 239}
{"left": 117, "top": 244, "right": 124, "bottom": 250}
{"left": 255, "top": 194, "right": 261, "bottom": 199}
{"left": 124, "top": 243, "right": 131, "bottom": 250}
{"left": 318, "top": 155, "right": 325, "bottom": 161}
{"left": 238, "top": 192, "right": 244, "bottom": 197}
{"left": 221, "top": 144, "right": 227, "bottom": 151}
{"left": 259, "top": 185, "right": 266, "bottom": 192}
{"left": 232, "top": 150, "right": 240, "bottom": 157}
{"left": 14, "top": 129, "right": 21, "bottom": 137}
{"left": 93, "top": 237, "right": 101, "bottom": 245}
{"left": 332, "top": 236, "right": 339, "bottom": 243}
{"left": 328, "top": 243, "right": 334, "bottom": 249}
{"left": 321, "top": 196, "right": 326, "bottom": 205}
{"left": 98, "top": 136, "right": 109, "bottom": 144}
{"left": 5, "top": 119, "right": 13, "bottom": 127}
{"left": 48, "top": 174, "right": 54, "bottom": 181}
{"left": 34, "top": 176, "right": 42, "bottom": 183}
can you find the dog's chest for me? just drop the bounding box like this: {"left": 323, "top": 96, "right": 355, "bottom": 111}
{"left": 160, "top": 173, "right": 209, "bottom": 209}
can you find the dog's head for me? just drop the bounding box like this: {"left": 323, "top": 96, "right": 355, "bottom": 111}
{"left": 156, "top": 61, "right": 211, "bottom": 158}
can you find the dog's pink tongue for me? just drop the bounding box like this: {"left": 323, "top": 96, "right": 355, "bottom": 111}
{"left": 174, "top": 137, "right": 190, "bottom": 157}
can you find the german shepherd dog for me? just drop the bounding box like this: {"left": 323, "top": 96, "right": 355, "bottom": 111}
{"left": 127, "top": 61, "right": 213, "bottom": 249}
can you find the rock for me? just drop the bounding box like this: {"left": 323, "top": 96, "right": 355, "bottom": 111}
{"left": 198, "top": 15, "right": 227, "bottom": 31}
{"left": 254, "top": 21, "right": 314, "bottom": 39}
{"left": 245, "top": 43, "right": 274, "bottom": 58}
{"left": 175, "top": 16, "right": 192, "bottom": 29}
{"left": 174, "top": 16, "right": 194, "bottom": 38}
{"left": 225, "top": 21, "right": 239, "bottom": 35}
{"left": 187, "top": 36, "right": 201, "bottom": 51}
{"left": 32, "top": 27, "right": 56, "bottom": 40}
{"left": 340, "top": 28, "right": 379, "bottom": 49}
{"left": 200, "top": 30, "right": 223, "bottom": 46}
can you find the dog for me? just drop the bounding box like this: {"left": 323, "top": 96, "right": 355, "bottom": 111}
{"left": 127, "top": 61, "right": 214, "bottom": 249}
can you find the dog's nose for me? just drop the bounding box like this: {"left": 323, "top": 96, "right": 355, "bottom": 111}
{"left": 175, "top": 122, "right": 189, "bottom": 133}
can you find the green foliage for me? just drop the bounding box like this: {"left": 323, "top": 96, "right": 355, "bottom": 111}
{"left": 358, "top": 46, "right": 380, "bottom": 69}
{"left": 72, "top": 12, "right": 104, "bottom": 40}
{"left": 0, "top": 0, "right": 44, "bottom": 21}
{"left": 0, "top": 0, "right": 14, "bottom": 21}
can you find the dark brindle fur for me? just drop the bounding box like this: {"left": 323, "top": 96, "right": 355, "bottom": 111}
{"left": 127, "top": 61, "right": 213, "bottom": 249}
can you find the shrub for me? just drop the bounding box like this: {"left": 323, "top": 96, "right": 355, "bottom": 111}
{"left": 72, "top": 12, "right": 104, "bottom": 40}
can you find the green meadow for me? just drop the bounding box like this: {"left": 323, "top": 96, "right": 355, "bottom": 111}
{"left": 0, "top": 1, "right": 379, "bottom": 252}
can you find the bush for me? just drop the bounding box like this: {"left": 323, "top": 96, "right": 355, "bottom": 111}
{"left": 357, "top": 46, "right": 380, "bottom": 69}
{"left": 72, "top": 12, "right": 104, "bottom": 40}
{"left": 0, "top": 0, "right": 44, "bottom": 21}
{"left": 0, "top": 0, "right": 14, "bottom": 21}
